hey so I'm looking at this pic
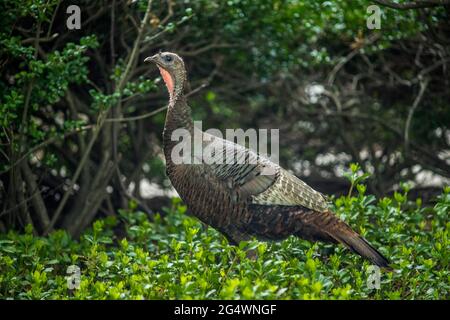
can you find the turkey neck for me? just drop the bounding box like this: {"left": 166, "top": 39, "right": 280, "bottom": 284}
{"left": 163, "top": 93, "right": 194, "bottom": 162}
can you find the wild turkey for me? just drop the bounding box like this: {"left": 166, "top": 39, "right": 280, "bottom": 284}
{"left": 144, "top": 52, "right": 391, "bottom": 268}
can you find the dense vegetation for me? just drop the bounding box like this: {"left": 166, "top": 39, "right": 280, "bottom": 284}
{"left": 1, "top": 172, "right": 449, "bottom": 299}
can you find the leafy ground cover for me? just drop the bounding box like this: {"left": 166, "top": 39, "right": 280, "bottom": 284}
{"left": 0, "top": 179, "right": 448, "bottom": 299}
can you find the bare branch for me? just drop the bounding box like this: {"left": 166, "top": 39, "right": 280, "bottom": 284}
{"left": 0, "top": 125, "right": 94, "bottom": 177}
{"left": 404, "top": 78, "right": 429, "bottom": 154}
{"left": 372, "top": 0, "right": 450, "bottom": 10}
{"left": 21, "top": 161, "right": 50, "bottom": 230}
{"left": 44, "top": 114, "right": 106, "bottom": 235}
{"left": 327, "top": 33, "right": 381, "bottom": 86}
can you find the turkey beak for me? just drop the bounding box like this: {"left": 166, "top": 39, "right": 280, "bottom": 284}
{"left": 144, "top": 54, "right": 159, "bottom": 64}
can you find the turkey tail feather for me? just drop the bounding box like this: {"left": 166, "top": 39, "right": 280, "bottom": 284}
{"left": 294, "top": 209, "right": 392, "bottom": 269}
{"left": 247, "top": 204, "right": 391, "bottom": 269}
{"left": 325, "top": 222, "right": 391, "bottom": 269}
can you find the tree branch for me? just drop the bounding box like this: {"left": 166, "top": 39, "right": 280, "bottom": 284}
{"left": 372, "top": 0, "right": 450, "bottom": 10}
{"left": 404, "top": 78, "right": 429, "bottom": 154}
{"left": 21, "top": 161, "right": 50, "bottom": 230}
{"left": 44, "top": 114, "right": 105, "bottom": 235}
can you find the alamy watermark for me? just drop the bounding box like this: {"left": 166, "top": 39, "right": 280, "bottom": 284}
{"left": 169, "top": 121, "right": 279, "bottom": 174}
{"left": 366, "top": 265, "right": 381, "bottom": 290}
{"left": 66, "top": 4, "right": 382, "bottom": 31}
{"left": 66, "top": 265, "right": 81, "bottom": 290}
{"left": 66, "top": 5, "right": 81, "bottom": 30}
{"left": 367, "top": 5, "right": 381, "bottom": 30}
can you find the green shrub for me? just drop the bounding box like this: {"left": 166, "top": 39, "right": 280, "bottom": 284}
{"left": 0, "top": 184, "right": 448, "bottom": 299}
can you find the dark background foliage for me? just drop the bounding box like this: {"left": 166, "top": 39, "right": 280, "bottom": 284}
{"left": 0, "top": 0, "right": 449, "bottom": 236}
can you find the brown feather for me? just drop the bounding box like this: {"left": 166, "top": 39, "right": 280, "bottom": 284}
{"left": 247, "top": 204, "right": 391, "bottom": 269}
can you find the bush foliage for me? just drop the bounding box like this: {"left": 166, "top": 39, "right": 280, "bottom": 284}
{"left": 1, "top": 181, "right": 448, "bottom": 299}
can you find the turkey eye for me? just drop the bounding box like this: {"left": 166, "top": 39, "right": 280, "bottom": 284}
{"left": 164, "top": 55, "right": 173, "bottom": 62}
